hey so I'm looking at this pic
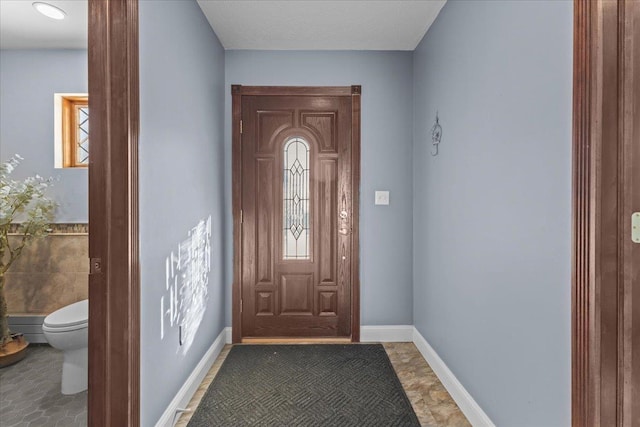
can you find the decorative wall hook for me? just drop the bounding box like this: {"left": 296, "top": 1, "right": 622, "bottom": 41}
{"left": 431, "top": 111, "right": 442, "bottom": 156}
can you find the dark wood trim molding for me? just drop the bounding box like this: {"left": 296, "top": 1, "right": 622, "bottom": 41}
{"left": 236, "top": 86, "right": 353, "bottom": 96}
{"left": 620, "top": 1, "right": 640, "bottom": 422}
{"left": 350, "top": 86, "right": 361, "bottom": 342}
{"left": 231, "top": 85, "right": 243, "bottom": 344}
{"left": 231, "top": 85, "right": 362, "bottom": 343}
{"left": 88, "top": 0, "right": 140, "bottom": 425}
{"left": 572, "top": 1, "right": 592, "bottom": 424}
{"left": 572, "top": 1, "right": 639, "bottom": 425}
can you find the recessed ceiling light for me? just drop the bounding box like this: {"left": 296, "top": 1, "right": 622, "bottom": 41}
{"left": 32, "top": 2, "right": 66, "bottom": 20}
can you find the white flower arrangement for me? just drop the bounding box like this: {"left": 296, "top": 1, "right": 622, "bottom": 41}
{"left": 0, "top": 155, "right": 57, "bottom": 348}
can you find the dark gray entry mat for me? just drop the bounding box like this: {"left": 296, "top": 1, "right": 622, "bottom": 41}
{"left": 187, "top": 344, "right": 420, "bottom": 427}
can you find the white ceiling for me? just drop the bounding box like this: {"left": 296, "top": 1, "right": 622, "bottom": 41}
{"left": 0, "top": 0, "right": 87, "bottom": 49}
{"left": 0, "top": 0, "right": 445, "bottom": 51}
{"left": 197, "top": 0, "right": 446, "bottom": 50}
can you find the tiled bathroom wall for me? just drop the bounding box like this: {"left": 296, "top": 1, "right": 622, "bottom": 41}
{"left": 4, "top": 224, "right": 88, "bottom": 316}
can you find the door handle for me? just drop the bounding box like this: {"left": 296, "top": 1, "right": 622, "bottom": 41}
{"left": 339, "top": 210, "right": 349, "bottom": 235}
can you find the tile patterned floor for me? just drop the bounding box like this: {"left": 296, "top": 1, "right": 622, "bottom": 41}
{"left": 0, "top": 345, "right": 87, "bottom": 427}
{"left": 176, "top": 343, "right": 470, "bottom": 427}
{"left": 383, "top": 343, "right": 471, "bottom": 427}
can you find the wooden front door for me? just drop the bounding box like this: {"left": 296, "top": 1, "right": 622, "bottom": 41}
{"left": 232, "top": 86, "right": 361, "bottom": 341}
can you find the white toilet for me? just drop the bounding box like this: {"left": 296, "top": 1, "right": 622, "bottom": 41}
{"left": 42, "top": 299, "right": 88, "bottom": 395}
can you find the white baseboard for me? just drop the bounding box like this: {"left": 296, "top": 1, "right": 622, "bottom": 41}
{"left": 360, "top": 325, "right": 414, "bottom": 342}
{"left": 9, "top": 315, "right": 47, "bottom": 343}
{"left": 412, "top": 327, "right": 495, "bottom": 427}
{"left": 155, "top": 327, "right": 230, "bottom": 427}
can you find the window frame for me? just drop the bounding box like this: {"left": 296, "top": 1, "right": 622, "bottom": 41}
{"left": 55, "top": 93, "right": 89, "bottom": 168}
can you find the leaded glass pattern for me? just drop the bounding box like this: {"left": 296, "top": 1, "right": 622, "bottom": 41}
{"left": 76, "top": 106, "right": 89, "bottom": 165}
{"left": 283, "top": 137, "right": 310, "bottom": 260}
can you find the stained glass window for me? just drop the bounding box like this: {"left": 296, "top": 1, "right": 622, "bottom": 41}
{"left": 283, "top": 137, "right": 310, "bottom": 260}
{"left": 75, "top": 106, "right": 89, "bottom": 165}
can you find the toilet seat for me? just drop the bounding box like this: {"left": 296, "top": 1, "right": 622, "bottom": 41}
{"left": 42, "top": 321, "right": 88, "bottom": 333}
{"left": 43, "top": 300, "right": 88, "bottom": 332}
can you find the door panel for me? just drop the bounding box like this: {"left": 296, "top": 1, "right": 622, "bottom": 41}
{"left": 240, "top": 93, "right": 354, "bottom": 338}
{"left": 257, "top": 111, "right": 294, "bottom": 154}
{"left": 301, "top": 112, "right": 338, "bottom": 153}
{"left": 318, "top": 159, "right": 337, "bottom": 285}
{"left": 280, "top": 274, "right": 314, "bottom": 315}
{"left": 255, "top": 159, "right": 274, "bottom": 285}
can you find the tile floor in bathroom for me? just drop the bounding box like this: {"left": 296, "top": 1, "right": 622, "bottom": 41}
{"left": 0, "top": 345, "right": 87, "bottom": 427}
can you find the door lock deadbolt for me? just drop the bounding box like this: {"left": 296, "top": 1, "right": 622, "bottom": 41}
{"left": 90, "top": 258, "right": 103, "bottom": 274}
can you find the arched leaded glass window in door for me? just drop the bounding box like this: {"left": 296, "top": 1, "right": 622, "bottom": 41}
{"left": 283, "top": 137, "right": 310, "bottom": 260}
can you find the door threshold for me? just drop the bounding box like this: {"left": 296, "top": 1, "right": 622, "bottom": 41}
{"left": 241, "top": 337, "right": 352, "bottom": 344}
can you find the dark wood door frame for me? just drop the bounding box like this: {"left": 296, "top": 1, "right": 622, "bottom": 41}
{"left": 88, "top": 0, "right": 140, "bottom": 425}
{"left": 572, "top": 0, "right": 639, "bottom": 425}
{"left": 231, "top": 85, "right": 361, "bottom": 344}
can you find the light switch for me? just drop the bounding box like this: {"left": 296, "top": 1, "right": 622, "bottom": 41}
{"left": 375, "top": 191, "right": 390, "bottom": 205}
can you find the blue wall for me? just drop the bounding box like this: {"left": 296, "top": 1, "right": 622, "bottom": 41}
{"left": 224, "top": 51, "right": 415, "bottom": 327}
{"left": 138, "top": 1, "right": 226, "bottom": 425}
{"left": 412, "top": 1, "right": 573, "bottom": 425}
{"left": 0, "top": 49, "right": 88, "bottom": 222}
